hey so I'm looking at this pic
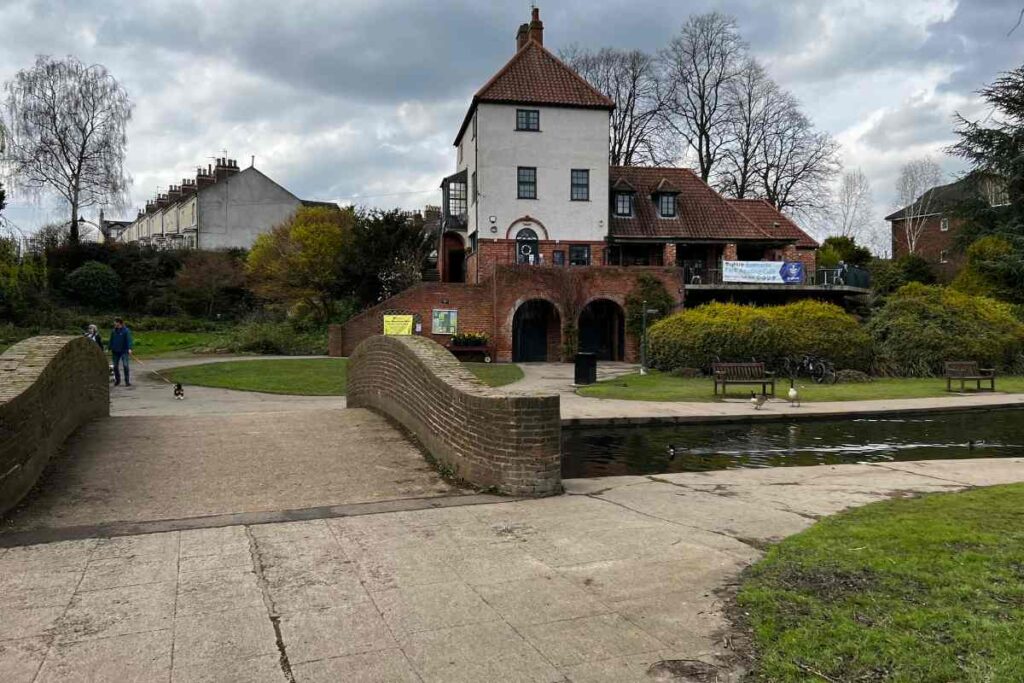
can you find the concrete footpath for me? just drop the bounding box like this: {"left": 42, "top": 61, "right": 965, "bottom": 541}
{"left": 2, "top": 458, "right": 1022, "bottom": 682}
{"left": 507, "top": 362, "right": 1024, "bottom": 424}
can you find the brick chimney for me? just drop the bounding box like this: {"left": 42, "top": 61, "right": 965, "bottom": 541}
{"left": 516, "top": 22, "right": 529, "bottom": 51}
{"left": 196, "top": 166, "right": 215, "bottom": 190}
{"left": 214, "top": 158, "right": 239, "bottom": 182}
{"left": 180, "top": 178, "right": 196, "bottom": 196}
{"left": 156, "top": 194, "right": 170, "bottom": 210}
{"left": 166, "top": 185, "right": 182, "bottom": 203}
{"left": 527, "top": 7, "right": 543, "bottom": 46}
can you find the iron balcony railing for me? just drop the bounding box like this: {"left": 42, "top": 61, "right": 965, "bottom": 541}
{"left": 683, "top": 263, "right": 871, "bottom": 289}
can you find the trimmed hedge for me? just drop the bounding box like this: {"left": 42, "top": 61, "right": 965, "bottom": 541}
{"left": 65, "top": 261, "right": 121, "bottom": 307}
{"left": 869, "top": 283, "right": 1024, "bottom": 376}
{"left": 647, "top": 300, "right": 872, "bottom": 372}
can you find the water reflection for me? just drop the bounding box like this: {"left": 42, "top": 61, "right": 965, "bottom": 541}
{"left": 561, "top": 411, "right": 1024, "bottom": 478}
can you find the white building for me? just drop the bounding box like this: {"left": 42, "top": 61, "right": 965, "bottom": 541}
{"left": 121, "top": 158, "right": 335, "bottom": 250}
{"left": 440, "top": 8, "right": 615, "bottom": 281}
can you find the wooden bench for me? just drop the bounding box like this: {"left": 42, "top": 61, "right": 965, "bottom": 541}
{"left": 713, "top": 362, "right": 775, "bottom": 396}
{"left": 944, "top": 361, "right": 995, "bottom": 393}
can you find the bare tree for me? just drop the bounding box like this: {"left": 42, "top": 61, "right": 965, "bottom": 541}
{"left": 893, "top": 158, "right": 944, "bottom": 255}
{"left": 716, "top": 57, "right": 774, "bottom": 197}
{"left": 660, "top": 12, "right": 746, "bottom": 181}
{"left": 833, "top": 170, "right": 873, "bottom": 239}
{"left": 756, "top": 92, "right": 841, "bottom": 220}
{"left": 561, "top": 46, "right": 671, "bottom": 166}
{"left": 1, "top": 56, "right": 132, "bottom": 244}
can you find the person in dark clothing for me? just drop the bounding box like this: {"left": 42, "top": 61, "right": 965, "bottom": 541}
{"left": 85, "top": 324, "right": 104, "bottom": 350}
{"left": 109, "top": 318, "right": 134, "bottom": 387}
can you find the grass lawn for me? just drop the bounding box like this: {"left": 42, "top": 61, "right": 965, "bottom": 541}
{"left": 577, "top": 370, "right": 1024, "bottom": 402}
{"left": 738, "top": 484, "right": 1024, "bottom": 681}
{"left": 163, "top": 358, "right": 523, "bottom": 395}
{"left": 131, "top": 330, "right": 226, "bottom": 357}
{"left": 467, "top": 362, "right": 524, "bottom": 387}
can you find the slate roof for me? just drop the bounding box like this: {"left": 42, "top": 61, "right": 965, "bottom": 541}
{"left": 728, "top": 198, "right": 818, "bottom": 249}
{"left": 455, "top": 40, "right": 614, "bottom": 145}
{"left": 884, "top": 172, "right": 1004, "bottom": 221}
{"left": 608, "top": 166, "right": 775, "bottom": 242}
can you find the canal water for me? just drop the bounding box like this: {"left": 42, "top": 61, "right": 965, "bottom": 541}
{"left": 561, "top": 410, "right": 1024, "bottom": 478}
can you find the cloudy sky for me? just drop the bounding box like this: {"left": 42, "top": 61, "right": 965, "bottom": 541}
{"left": 0, "top": 0, "right": 1022, "bottom": 247}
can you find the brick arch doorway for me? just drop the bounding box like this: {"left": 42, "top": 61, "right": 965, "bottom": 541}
{"left": 512, "top": 299, "right": 561, "bottom": 362}
{"left": 442, "top": 231, "right": 466, "bottom": 283}
{"left": 578, "top": 299, "right": 625, "bottom": 361}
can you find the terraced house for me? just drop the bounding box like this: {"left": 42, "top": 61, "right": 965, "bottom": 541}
{"left": 341, "top": 8, "right": 859, "bottom": 363}
{"left": 119, "top": 158, "right": 335, "bottom": 250}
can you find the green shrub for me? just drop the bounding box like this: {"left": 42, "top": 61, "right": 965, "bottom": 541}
{"left": 869, "top": 283, "right": 1024, "bottom": 376}
{"left": 647, "top": 300, "right": 872, "bottom": 372}
{"left": 223, "top": 320, "right": 327, "bottom": 355}
{"left": 65, "top": 261, "right": 121, "bottom": 307}
{"left": 451, "top": 332, "right": 488, "bottom": 346}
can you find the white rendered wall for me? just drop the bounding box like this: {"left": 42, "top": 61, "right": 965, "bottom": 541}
{"left": 197, "top": 168, "right": 302, "bottom": 250}
{"left": 471, "top": 103, "right": 608, "bottom": 242}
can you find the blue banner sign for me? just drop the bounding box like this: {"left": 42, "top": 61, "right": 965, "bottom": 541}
{"left": 723, "top": 261, "right": 804, "bottom": 284}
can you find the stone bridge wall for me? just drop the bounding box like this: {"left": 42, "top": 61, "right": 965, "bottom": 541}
{"left": 347, "top": 335, "right": 561, "bottom": 497}
{"left": 0, "top": 336, "right": 109, "bottom": 516}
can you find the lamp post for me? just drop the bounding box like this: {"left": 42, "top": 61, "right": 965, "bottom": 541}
{"left": 639, "top": 300, "right": 659, "bottom": 375}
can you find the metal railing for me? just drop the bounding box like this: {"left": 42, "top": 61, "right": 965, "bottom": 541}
{"left": 683, "top": 263, "right": 871, "bottom": 289}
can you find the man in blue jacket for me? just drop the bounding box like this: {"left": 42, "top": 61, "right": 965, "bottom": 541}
{"left": 109, "top": 318, "right": 134, "bottom": 387}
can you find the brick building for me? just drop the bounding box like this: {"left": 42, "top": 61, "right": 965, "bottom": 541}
{"left": 887, "top": 172, "right": 1009, "bottom": 281}
{"left": 342, "top": 8, "right": 844, "bottom": 364}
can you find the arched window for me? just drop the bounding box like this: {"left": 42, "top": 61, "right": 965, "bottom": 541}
{"left": 516, "top": 228, "right": 539, "bottom": 264}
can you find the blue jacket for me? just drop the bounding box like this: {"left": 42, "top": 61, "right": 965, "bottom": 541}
{"left": 109, "top": 327, "right": 133, "bottom": 354}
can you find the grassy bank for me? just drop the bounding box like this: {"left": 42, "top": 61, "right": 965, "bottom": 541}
{"left": 164, "top": 358, "right": 523, "bottom": 395}
{"left": 577, "top": 370, "right": 1024, "bottom": 402}
{"left": 738, "top": 484, "right": 1024, "bottom": 681}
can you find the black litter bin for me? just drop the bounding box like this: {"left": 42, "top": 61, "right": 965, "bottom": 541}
{"left": 574, "top": 352, "right": 597, "bottom": 385}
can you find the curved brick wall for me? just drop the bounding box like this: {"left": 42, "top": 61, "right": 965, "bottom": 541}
{"left": 0, "top": 336, "right": 109, "bottom": 516}
{"left": 347, "top": 335, "right": 561, "bottom": 497}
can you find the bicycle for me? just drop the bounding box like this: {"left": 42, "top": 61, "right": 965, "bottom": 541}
{"left": 782, "top": 354, "right": 837, "bottom": 385}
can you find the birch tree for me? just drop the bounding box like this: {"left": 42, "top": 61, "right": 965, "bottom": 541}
{"left": 893, "top": 158, "right": 943, "bottom": 255}
{"left": 834, "top": 170, "right": 873, "bottom": 239}
{"left": 561, "top": 46, "right": 671, "bottom": 166}
{"left": 1, "top": 56, "right": 132, "bottom": 244}
{"left": 660, "top": 12, "right": 745, "bottom": 181}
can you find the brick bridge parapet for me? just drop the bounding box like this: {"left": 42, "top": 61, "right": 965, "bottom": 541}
{"left": 0, "top": 336, "right": 109, "bottom": 516}
{"left": 347, "top": 335, "right": 561, "bottom": 497}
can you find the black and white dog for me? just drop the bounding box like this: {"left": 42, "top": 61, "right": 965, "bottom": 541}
{"left": 173, "top": 383, "right": 185, "bottom": 400}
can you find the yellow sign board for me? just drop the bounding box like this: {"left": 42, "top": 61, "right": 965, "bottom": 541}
{"left": 383, "top": 314, "right": 414, "bottom": 336}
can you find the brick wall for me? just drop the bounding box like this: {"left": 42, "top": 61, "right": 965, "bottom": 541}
{"left": 469, "top": 238, "right": 609, "bottom": 284}
{"left": 347, "top": 335, "right": 561, "bottom": 497}
{"left": 491, "top": 265, "right": 684, "bottom": 362}
{"left": 341, "top": 283, "right": 495, "bottom": 356}
{"left": 891, "top": 216, "right": 962, "bottom": 282}
{"left": 0, "top": 336, "right": 109, "bottom": 516}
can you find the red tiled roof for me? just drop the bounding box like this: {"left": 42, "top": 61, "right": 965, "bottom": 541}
{"left": 727, "top": 199, "right": 819, "bottom": 248}
{"left": 608, "top": 167, "right": 772, "bottom": 242}
{"left": 455, "top": 41, "right": 614, "bottom": 145}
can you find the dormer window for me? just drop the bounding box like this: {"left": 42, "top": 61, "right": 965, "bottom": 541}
{"left": 614, "top": 192, "right": 634, "bottom": 217}
{"left": 516, "top": 109, "right": 540, "bottom": 131}
{"left": 657, "top": 194, "right": 677, "bottom": 218}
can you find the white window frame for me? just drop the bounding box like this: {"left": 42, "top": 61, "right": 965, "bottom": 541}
{"left": 940, "top": 217, "right": 949, "bottom": 232}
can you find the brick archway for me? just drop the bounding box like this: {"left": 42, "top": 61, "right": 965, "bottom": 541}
{"left": 578, "top": 298, "right": 625, "bottom": 361}
{"left": 511, "top": 298, "right": 562, "bottom": 362}
{"left": 505, "top": 216, "right": 550, "bottom": 240}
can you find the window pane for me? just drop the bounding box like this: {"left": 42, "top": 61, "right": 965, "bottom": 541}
{"left": 569, "top": 245, "right": 590, "bottom": 266}
{"left": 516, "top": 109, "right": 539, "bottom": 131}
{"left": 659, "top": 194, "right": 676, "bottom": 217}
{"left": 571, "top": 169, "right": 589, "bottom": 201}
{"left": 518, "top": 167, "right": 537, "bottom": 199}
{"left": 553, "top": 250, "right": 565, "bottom": 266}
{"left": 615, "top": 193, "right": 632, "bottom": 216}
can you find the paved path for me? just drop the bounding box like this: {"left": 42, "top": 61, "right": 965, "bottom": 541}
{"left": 116, "top": 355, "right": 345, "bottom": 417}
{"left": 2, "top": 458, "right": 1022, "bottom": 682}
{"left": 509, "top": 362, "right": 1024, "bottom": 424}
